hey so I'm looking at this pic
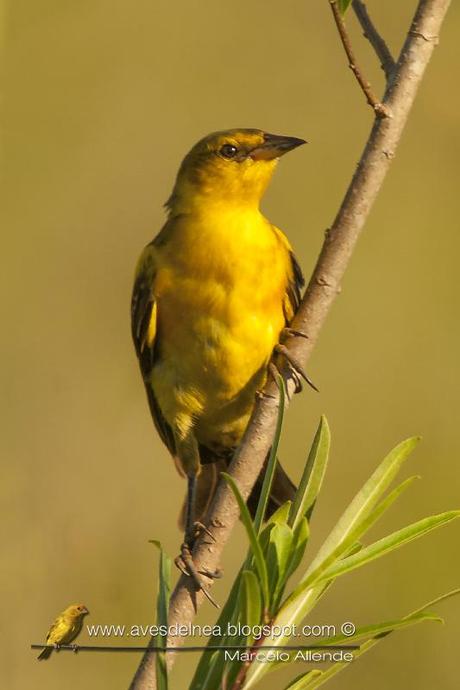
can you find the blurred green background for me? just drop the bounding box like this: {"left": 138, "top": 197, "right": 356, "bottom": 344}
{"left": 3, "top": 1, "right": 459, "bottom": 688}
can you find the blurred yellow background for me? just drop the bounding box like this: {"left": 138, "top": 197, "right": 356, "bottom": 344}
{"left": 2, "top": 1, "right": 459, "bottom": 688}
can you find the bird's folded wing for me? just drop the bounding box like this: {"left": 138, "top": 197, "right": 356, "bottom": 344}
{"left": 131, "top": 243, "right": 176, "bottom": 456}
{"left": 270, "top": 225, "right": 304, "bottom": 323}
{"left": 284, "top": 249, "right": 305, "bottom": 323}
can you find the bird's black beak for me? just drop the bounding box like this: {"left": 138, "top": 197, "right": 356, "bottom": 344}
{"left": 250, "top": 133, "right": 307, "bottom": 161}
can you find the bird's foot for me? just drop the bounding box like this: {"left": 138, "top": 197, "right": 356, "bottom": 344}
{"left": 70, "top": 644, "right": 79, "bottom": 654}
{"left": 255, "top": 387, "right": 277, "bottom": 400}
{"left": 192, "top": 520, "right": 216, "bottom": 544}
{"left": 273, "top": 344, "right": 319, "bottom": 393}
{"left": 281, "top": 327, "right": 309, "bottom": 340}
{"left": 269, "top": 361, "right": 302, "bottom": 394}
{"left": 54, "top": 643, "right": 61, "bottom": 652}
{"left": 174, "top": 542, "right": 222, "bottom": 609}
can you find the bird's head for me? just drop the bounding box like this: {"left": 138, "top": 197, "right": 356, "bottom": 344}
{"left": 66, "top": 604, "right": 89, "bottom": 618}
{"left": 166, "top": 128, "right": 306, "bottom": 214}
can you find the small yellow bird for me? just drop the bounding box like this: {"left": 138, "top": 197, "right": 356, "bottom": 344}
{"left": 37, "top": 603, "right": 89, "bottom": 660}
{"left": 131, "top": 129, "right": 308, "bottom": 595}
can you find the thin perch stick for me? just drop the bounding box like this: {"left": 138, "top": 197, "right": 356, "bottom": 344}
{"left": 329, "top": 0, "right": 390, "bottom": 117}
{"left": 352, "top": 0, "right": 396, "bottom": 80}
{"left": 129, "top": 1, "right": 451, "bottom": 688}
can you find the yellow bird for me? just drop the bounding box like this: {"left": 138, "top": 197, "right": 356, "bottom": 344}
{"left": 131, "top": 129, "right": 309, "bottom": 595}
{"left": 37, "top": 603, "right": 89, "bottom": 659}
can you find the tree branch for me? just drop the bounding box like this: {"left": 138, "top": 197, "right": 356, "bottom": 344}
{"left": 330, "top": 0, "right": 390, "bottom": 117}
{"left": 129, "top": 1, "right": 451, "bottom": 687}
{"left": 352, "top": 0, "right": 396, "bottom": 80}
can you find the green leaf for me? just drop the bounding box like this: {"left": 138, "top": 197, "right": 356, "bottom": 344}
{"left": 303, "top": 437, "right": 420, "bottom": 582}
{"left": 220, "top": 571, "right": 264, "bottom": 690}
{"left": 266, "top": 611, "right": 443, "bottom": 681}
{"left": 286, "top": 517, "right": 310, "bottom": 580}
{"left": 285, "top": 670, "right": 324, "bottom": 690}
{"left": 314, "top": 611, "right": 441, "bottom": 648}
{"left": 268, "top": 501, "right": 292, "bottom": 526}
{"left": 289, "top": 610, "right": 444, "bottom": 690}
{"left": 243, "top": 437, "right": 421, "bottom": 689}
{"left": 293, "top": 474, "right": 420, "bottom": 596}
{"left": 190, "top": 572, "right": 245, "bottom": 689}
{"left": 407, "top": 587, "right": 460, "bottom": 617}
{"left": 316, "top": 510, "right": 460, "bottom": 585}
{"left": 266, "top": 522, "right": 294, "bottom": 611}
{"left": 338, "top": 0, "right": 352, "bottom": 15}
{"left": 342, "top": 541, "right": 363, "bottom": 558}
{"left": 149, "top": 540, "right": 172, "bottom": 690}
{"left": 243, "top": 584, "right": 327, "bottom": 690}
{"left": 283, "top": 606, "right": 446, "bottom": 690}
{"left": 289, "top": 416, "right": 330, "bottom": 530}
{"left": 253, "top": 375, "right": 286, "bottom": 534}
{"left": 223, "top": 472, "right": 270, "bottom": 609}
{"left": 241, "top": 570, "right": 263, "bottom": 640}
{"left": 363, "top": 475, "right": 419, "bottom": 532}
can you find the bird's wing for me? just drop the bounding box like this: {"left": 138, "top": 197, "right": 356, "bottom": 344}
{"left": 46, "top": 615, "right": 67, "bottom": 644}
{"left": 131, "top": 242, "right": 176, "bottom": 456}
{"left": 60, "top": 617, "right": 84, "bottom": 645}
{"left": 283, "top": 250, "right": 305, "bottom": 324}
{"left": 271, "top": 225, "right": 305, "bottom": 324}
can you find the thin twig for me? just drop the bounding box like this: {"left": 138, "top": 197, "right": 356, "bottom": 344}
{"left": 129, "top": 1, "right": 451, "bottom": 688}
{"left": 330, "top": 0, "right": 391, "bottom": 117}
{"left": 352, "top": 0, "right": 396, "bottom": 80}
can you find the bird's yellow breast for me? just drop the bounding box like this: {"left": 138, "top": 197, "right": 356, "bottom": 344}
{"left": 149, "top": 205, "right": 290, "bottom": 449}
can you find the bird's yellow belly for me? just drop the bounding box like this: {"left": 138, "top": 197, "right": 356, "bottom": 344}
{"left": 150, "top": 223, "right": 288, "bottom": 450}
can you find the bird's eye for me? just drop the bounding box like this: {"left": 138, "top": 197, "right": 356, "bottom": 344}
{"left": 219, "top": 144, "right": 238, "bottom": 159}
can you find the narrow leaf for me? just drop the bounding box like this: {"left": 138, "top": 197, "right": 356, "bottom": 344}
{"left": 285, "top": 670, "right": 324, "bottom": 690}
{"left": 407, "top": 587, "right": 460, "bottom": 618}
{"left": 268, "top": 501, "right": 292, "bottom": 527}
{"left": 253, "top": 375, "right": 286, "bottom": 534}
{"left": 223, "top": 472, "right": 269, "bottom": 608}
{"left": 241, "top": 570, "right": 262, "bottom": 642}
{"left": 190, "top": 572, "right": 245, "bottom": 689}
{"left": 314, "top": 611, "right": 441, "bottom": 648}
{"left": 303, "top": 437, "right": 420, "bottom": 580}
{"left": 316, "top": 511, "right": 460, "bottom": 585}
{"left": 286, "top": 517, "right": 310, "bottom": 580}
{"left": 289, "top": 416, "right": 330, "bottom": 530}
{"left": 338, "top": 0, "right": 353, "bottom": 15}
{"left": 267, "top": 522, "right": 294, "bottom": 611}
{"left": 149, "top": 540, "right": 171, "bottom": 690}
{"left": 297, "top": 474, "right": 420, "bottom": 591}
{"left": 294, "top": 612, "right": 441, "bottom": 690}
{"left": 244, "top": 437, "right": 421, "bottom": 689}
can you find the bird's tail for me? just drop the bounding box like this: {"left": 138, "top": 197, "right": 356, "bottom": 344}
{"left": 178, "top": 451, "right": 296, "bottom": 529}
{"left": 37, "top": 646, "right": 52, "bottom": 661}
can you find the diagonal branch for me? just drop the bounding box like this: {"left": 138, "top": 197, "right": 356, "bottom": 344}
{"left": 330, "top": 0, "right": 390, "bottom": 117}
{"left": 129, "top": 1, "right": 451, "bottom": 688}
{"left": 352, "top": 0, "right": 396, "bottom": 80}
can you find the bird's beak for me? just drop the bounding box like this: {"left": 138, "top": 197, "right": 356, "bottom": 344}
{"left": 82, "top": 607, "right": 89, "bottom": 615}
{"left": 250, "top": 133, "right": 307, "bottom": 161}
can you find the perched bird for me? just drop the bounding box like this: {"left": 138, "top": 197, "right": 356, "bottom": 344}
{"left": 131, "top": 129, "right": 310, "bottom": 598}
{"left": 37, "top": 603, "right": 89, "bottom": 660}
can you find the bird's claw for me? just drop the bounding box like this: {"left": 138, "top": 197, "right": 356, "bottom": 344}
{"left": 274, "top": 344, "right": 319, "bottom": 393}
{"left": 256, "top": 386, "right": 277, "bottom": 400}
{"left": 269, "top": 361, "right": 303, "bottom": 394}
{"left": 174, "top": 542, "right": 220, "bottom": 609}
{"left": 70, "top": 644, "right": 79, "bottom": 654}
{"left": 193, "top": 521, "right": 216, "bottom": 543}
{"left": 281, "top": 327, "right": 309, "bottom": 340}
{"left": 199, "top": 567, "right": 223, "bottom": 579}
